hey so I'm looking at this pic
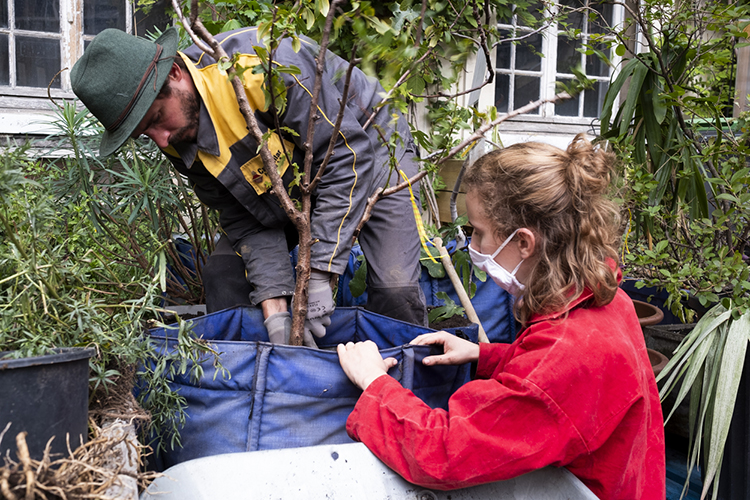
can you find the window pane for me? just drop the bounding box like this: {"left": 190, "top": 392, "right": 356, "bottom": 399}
{"left": 590, "top": 0, "right": 614, "bottom": 34}
{"left": 494, "top": 73, "right": 510, "bottom": 113}
{"left": 0, "top": 34, "right": 8, "bottom": 85}
{"left": 84, "top": 0, "right": 126, "bottom": 34}
{"left": 514, "top": 75, "right": 540, "bottom": 112}
{"left": 559, "top": 0, "right": 584, "bottom": 31}
{"left": 516, "top": 33, "right": 542, "bottom": 72}
{"left": 0, "top": 0, "right": 7, "bottom": 29}
{"left": 557, "top": 35, "right": 580, "bottom": 74}
{"left": 497, "top": 29, "right": 512, "bottom": 70}
{"left": 497, "top": 5, "right": 514, "bottom": 24}
{"left": 518, "top": 1, "right": 544, "bottom": 26}
{"left": 584, "top": 80, "right": 609, "bottom": 117}
{"left": 15, "top": 0, "right": 59, "bottom": 32}
{"left": 16, "top": 37, "right": 60, "bottom": 88}
{"left": 555, "top": 80, "right": 580, "bottom": 116}
{"left": 586, "top": 43, "right": 610, "bottom": 77}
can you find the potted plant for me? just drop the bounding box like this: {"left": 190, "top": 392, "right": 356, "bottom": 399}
{"left": 599, "top": 0, "right": 750, "bottom": 497}
{"left": 0, "top": 132, "right": 223, "bottom": 472}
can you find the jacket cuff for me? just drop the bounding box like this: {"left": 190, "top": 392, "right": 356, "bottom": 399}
{"left": 475, "top": 342, "right": 511, "bottom": 379}
{"left": 346, "top": 374, "right": 394, "bottom": 441}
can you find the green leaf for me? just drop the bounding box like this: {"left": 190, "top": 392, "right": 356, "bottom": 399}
{"left": 428, "top": 292, "right": 465, "bottom": 323}
{"left": 222, "top": 19, "right": 242, "bottom": 32}
{"left": 702, "top": 311, "right": 750, "bottom": 497}
{"left": 275, "top": 65, "right": 302, "bottom": 75}
{"left": 348, "top": 255, "right": 368, "bottom": 298}
{"left": 601, "top": 59, "right": 640, "bottom": 135}
{"left": 658, "top": 304, "right": 732, "bottom": 388}
{"left": 619, "top": 60, "right": 650, "bottom": 136}
{"left": 158, "top": 250, "right": 167, "bottom": 293}
{"left": 651, "top": 84, "right": 667, "bottom": 125}
{"left": 691, "top": 157, "right": 710, "bottom": 219}
{"left": 421, "top": 245, "right": 445, "bottom": 278}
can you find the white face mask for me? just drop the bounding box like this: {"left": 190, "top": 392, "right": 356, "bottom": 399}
{"left": 468, "top": 229, "right": 526, "bottom": 296}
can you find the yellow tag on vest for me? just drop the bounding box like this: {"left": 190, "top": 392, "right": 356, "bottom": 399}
{"left": 240, "top": 134, "right": 295, "bottom": 195}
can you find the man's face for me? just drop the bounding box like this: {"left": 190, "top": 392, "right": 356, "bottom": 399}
{"left": 132, "top": 79, "right": 199, "bottom": 149}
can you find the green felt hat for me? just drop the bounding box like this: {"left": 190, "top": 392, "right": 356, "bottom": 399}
{"left": 71, "top": 28, "right": 178, "bottom": 157}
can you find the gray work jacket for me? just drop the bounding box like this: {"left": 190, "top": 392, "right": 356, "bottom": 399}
{"left": 162, "top": 27, "right": 414, "bottom": 305}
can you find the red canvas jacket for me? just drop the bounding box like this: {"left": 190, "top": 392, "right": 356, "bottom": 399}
{"left": 346, "top": 283, "right": 666, "bottom": 499}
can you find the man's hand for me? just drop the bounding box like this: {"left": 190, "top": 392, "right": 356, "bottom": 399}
{"left": 337, "top": 340, "right": 398, "bottom": 390}
{"left": 305, "top": 270, "right": 335, "bottom": 343}
{"left": 264, "top": 311, "right": 291, "bottom": 344}
{"left": 410, "top": 331, "right": 481, "bottom": 366}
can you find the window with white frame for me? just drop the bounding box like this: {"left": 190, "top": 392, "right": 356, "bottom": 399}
{"left": 0, "top": 0, "right": 132, "bottom": 95}
{"left": 495, "top": 0, "right": 623, "bottom": 120}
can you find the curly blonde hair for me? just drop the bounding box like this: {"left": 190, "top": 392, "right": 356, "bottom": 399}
{"left": 463, "top": 134, "right": 620, "bottom": 325}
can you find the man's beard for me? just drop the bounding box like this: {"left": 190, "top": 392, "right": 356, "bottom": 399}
{"left": 170, "top": 88, "right": 200, "bottom": 145}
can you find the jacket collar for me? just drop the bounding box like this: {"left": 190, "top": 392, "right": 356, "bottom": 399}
{"left": 527, "top": 260, "right": 621, "bottom": 325}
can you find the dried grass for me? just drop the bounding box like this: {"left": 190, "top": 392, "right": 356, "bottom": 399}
{"left": 0, "top": 365, "right": 159, "bottom": 500}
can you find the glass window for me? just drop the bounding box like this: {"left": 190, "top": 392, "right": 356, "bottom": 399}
{"left": 0, "top": 0, "right": 140, "bottom": 91}
{"left": 515, "top": 76, "right": 541, "bottom": 110}
{"left": 559, "top": 0, "right": 584, "bottom": 29}
{"left": 495, "top": 10, "right": 544, "bottom": 113}
{"left": 591, "top": 2, "right": 614, "bottom": 34}
{"left": 557, "top": 35, "right": 580, "bottom": 73}
{"left": 16, "top": 37, "right": 60, "bottom": 88}
{"left": 0, "top": 34, "right": 8, "bottom": 86}
{"left": 15, "top": 0, "right": 59, "bottom": 33}
{"left": 0, "top": 0, "right": 7, "bottom": 29}
{"left": 495, "top": 0, "right": 619, "bottom": 120}
{"left": 556, "top": 90, "right": 580, "bottom": 117}
{"left": 553, "top": 0, "right": 617, "bottom": 118}
{"left": 584, "top": 80, "right": 609, "bottom": 116}
{"left": 516, "top": 33, "right": 543, "bottom": 72}
{"left": 586, "top": 42, "right": 610, "bottom": 77}
{"left": 495, "top": 74, "right": 510, "bottom": 113}
{"left": 497, "top": 29, "right": 512, "bottom": 70}
{"left": 84, "top": 0, "right": 126, "bottom": 34}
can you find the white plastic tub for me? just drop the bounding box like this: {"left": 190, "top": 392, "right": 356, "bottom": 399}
{"left": 140, "top": 442, "right": 598, "bottom": 500}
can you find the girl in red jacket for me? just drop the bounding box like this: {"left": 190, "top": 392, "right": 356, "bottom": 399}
{"left": 337, "top": 134, "right": 666, "bottom": 499}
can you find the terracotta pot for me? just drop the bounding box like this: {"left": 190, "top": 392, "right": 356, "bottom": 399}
{"left": 647, "top": 348, "right": 669, "bottom": 377}
{"left": 630, "top": 299, "right": 668, "bottom": 376}
{"left": 632, "top": 299, "right": 665, "bottom": 328}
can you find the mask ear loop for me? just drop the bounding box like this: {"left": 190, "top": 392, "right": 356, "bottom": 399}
{"left": 509, "top": 259, "right": 524, "bottom": 276}
{"left": 490, "top": 229, "right": 520, "bottom": 259}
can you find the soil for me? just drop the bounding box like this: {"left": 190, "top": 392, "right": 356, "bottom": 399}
{"left": 427, "top": 306, "right": 475, "bottom": 330}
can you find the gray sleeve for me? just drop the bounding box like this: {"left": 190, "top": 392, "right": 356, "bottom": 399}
{"left": 165, "top": 153, "right": 295, "bottom": 305}
{"left": 220, "top": 205, "right": 295, "bottom": 306}
{"left": 273, "top": 43, "right": 379, "bottom": 276}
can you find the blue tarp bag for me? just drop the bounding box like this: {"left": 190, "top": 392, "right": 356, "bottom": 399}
{"left": 146, "top": 305, "right": 478, "bottom": 470}
{"left": 336, "top": 242, "right": 516, "bottom": 343}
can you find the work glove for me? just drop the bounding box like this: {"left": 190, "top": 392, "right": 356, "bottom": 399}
{"left": 304, "top": 270, "right": 335, "bottom": 346}
{"left": 264, "top": 311, "right": 292, "bottom": 345}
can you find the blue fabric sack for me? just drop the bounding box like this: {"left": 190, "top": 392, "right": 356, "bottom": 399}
{"left": 145, "top": 305, "right": 477, "bottom": 470}
{"left": 336, "top": 242, "right": 516, "bottom": 343}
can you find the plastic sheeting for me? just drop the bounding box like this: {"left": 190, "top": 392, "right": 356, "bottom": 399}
{"left": 145, "top": 306, "right": 478, "bottom": 471}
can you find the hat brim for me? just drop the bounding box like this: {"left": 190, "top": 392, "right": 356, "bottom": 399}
{"left": 98, "top": 28, "right": 179, "bottom": 157}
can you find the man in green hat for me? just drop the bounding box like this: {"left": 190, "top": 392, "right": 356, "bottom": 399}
{"left": 71, "top": 27, "right": 427, "bottom": 346}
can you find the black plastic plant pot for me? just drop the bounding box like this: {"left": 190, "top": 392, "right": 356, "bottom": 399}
{"left": 0, "top": 347, "right": 95, "bottom": 461}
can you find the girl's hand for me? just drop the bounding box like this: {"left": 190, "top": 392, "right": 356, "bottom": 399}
{"left": 410, "top": 331, "right": 481, "bottom": 366}
{"left": 337, "top": 340, "right": 398, "bottom": 390}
